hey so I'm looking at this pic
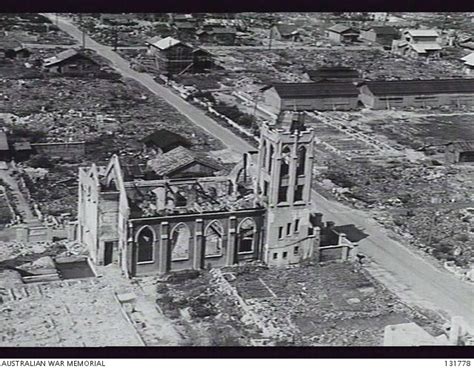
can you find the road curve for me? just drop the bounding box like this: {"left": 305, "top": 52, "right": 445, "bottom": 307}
{"left": 44, "top": 13, "right": 474, "bottom": 328}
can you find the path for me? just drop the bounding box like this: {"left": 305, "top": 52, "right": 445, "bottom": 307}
{"left": 44, "top": 13, "right": 474, "bottom": 329}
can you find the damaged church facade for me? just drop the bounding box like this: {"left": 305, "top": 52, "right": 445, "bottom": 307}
{"left": 77, "top": 113, "right": 355, "bottom": 278}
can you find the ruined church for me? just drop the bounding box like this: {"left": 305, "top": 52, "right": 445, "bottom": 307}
{"left": 77, "top": 113, "right": 355, "bottom": 277}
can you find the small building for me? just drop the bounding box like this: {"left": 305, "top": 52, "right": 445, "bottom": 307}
{"left": 393, "top": 29, "right": 442, "bottom": 58}
{"left": 0, "top": 39, "right": 30, "bottom": 59}
{"left": 12, "top": 141, "right": 32, "bottom": 161}
{"left": 146, "top": 36, "right": 211, "bottom": 74}
{"left": 445, "top": 141, "right": 474, "bottom": 164}
{"left": 359, "top": 26, "right": 399, "bottom": 46}
{"left": 263, "top": 82, "right": 360, "bottom": 114}
{"left": 461, "top": 52, "right": 474, "bottom": 75}
{"left": 326, "top": 24, "right": 360, "bottom": 43}
{"left": 271, "top": 24, "right": 302, "bottom": 42}
{"left": 146, "top": 146, "right": 223, "bottom": 179}
{"left": 172, "top": 22, "right": 196, "bottom": 39}
{"left": 0, "top": 131, "right": 10, "bottom": 162}
{"left": 359, "top": 79, "right": 474, "bottom": 109}
{"left": 305, "top": 66, "right": 360, "bottom": 83}
{"left": 460, "top": 41, "right": 474, "bottom": 51}
{"left": 43, "top": 49, "right": 99, "bottom": 74}
{"left": 196, "top": 27, "right": 237, "bottom": 45}
{"left": 141, "top": 129, "right": 192, "bottom": 154}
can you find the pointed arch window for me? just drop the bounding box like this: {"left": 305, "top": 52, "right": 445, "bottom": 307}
{"left": 268, "top": 145, "right": 274, "bottom": 174}
{"left": 296, "top": 145, "right": 306, "bottom": 176}
{"left": 136, "top": 226, "right": 155, "bottom": 263}
{"left": 171, "top": 223, "right": 191, "bottom": 261}
{"left": 205, "top": 220, "right": 224, "bottom": 257}
{"left": 280, "top": 145, "right": 291, "bottom": 178}
{"left": 237, "top": 218, "right": 256, "bottom": 254}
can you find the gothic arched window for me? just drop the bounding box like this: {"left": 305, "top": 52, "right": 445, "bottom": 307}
{"left": 136, "top": 226, "right": 154, "bottom": 263}
{"left": 205, "top": 220, "right": 224, "bottom": 257}
{"left": 237, "top": 218, "right": 256, "bottom": 253}
{"left": 171, "top": 223, "right": 191, "bottom": 260}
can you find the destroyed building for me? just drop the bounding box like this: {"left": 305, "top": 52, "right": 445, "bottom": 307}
{"left": 262, "top": 82, "right": 359, "bottom": 114}
{"left": 359, "top": 79, "right": 474, "bottom": 109}
{"left": 77, "top": 113, "right": 355, "bottom": 277}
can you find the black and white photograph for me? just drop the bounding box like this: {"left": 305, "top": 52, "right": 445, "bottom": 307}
{"left": 0, "top": 10, "right": 473, "bottom": 355}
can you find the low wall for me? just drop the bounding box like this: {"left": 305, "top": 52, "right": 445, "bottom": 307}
{"left": 31, "top": 141, "right": 86, "bottom": 159}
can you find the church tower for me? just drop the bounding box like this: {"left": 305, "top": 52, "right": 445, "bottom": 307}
{"left": 257, "top": 112, "right": 317, "bottom": 266}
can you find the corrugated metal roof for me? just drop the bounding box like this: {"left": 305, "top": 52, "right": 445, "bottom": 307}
{"left": 405, "top": 29, "right": 439, "bottom": 38}
{"left": 364, "top": 79, "right": 474, "bottom": 96}
{"left": 271, "top": 82, "right": 359, "bottom": 98}
{"left": 147, "top": 36, "right": 182, "bottom": 50}
{"left": 0, "top": 131, "right": 9, "bottom": 151}
{"left": 327, "top": 24, "right": 358, "bottom": 34}
{"left": 43, "top": 48, "right": 80, "bottom": 67}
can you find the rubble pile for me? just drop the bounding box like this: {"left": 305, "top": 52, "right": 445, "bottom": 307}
{"left": 226, "top": 263, "right": 443, "bottom": 346}
{"left": 0, "top": 13, "right": 76, "bottom": 44}
{"left": 155, "top": 272, "right": 260, "bottom": 346}
{"left": 317, "top": 157, "right": 472, "bottom": 267}
{"left": 0, "top": 240, "right": 67, "bottom": 266}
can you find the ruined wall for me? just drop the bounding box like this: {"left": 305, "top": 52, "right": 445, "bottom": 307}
{"left": 128, "top": 208, "right": 265, "bottom": 277}
{"left": 77, "top": 167, "right": 100, "bottom": 263}
{"left": 32, "top": 142, "right": 86, "bottom": 160}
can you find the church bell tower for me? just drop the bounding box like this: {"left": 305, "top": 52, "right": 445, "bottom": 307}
{"left": 257, "top": 112, "right": 317, "bottom": 266}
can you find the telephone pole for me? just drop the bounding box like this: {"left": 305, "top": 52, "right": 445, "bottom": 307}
{"left": 268, "top": 24, "right": 274, "bottom": 50}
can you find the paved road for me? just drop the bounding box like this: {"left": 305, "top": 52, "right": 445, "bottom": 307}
{"left": 44, "top": 13, "right": 474, "bottom": 328}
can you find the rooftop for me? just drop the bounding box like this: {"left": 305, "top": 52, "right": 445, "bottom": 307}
{"left": 405, "top": 29, "right": 439, "bottom": 38}
{"left": 363, "top": 26, "right": 399, "bottom": 35}
{"left": 461, "top": 52, "right": 474, "bottom": 67}
{"left": 274, "top": 24, "right": 300, "bottom": 36}
{"left": 146, "top": 36, "right": 183, "bottom": 50}
{"left": 447, "top": 141, "right": 474, "bottom": 152}
{"left": 43, "top": 49, "right": 85, "bottom": 67}
{"left": 363, "top": 79, "right": 474, "bottom": 96}
{"left": 327, "top": 24, "right": 358, "bottom": 34}
{"left": 270, "top": 82, "right": 360, "bottom": 98}
{"left": 146, "top": 146, "right": 222, "bottom": 178}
